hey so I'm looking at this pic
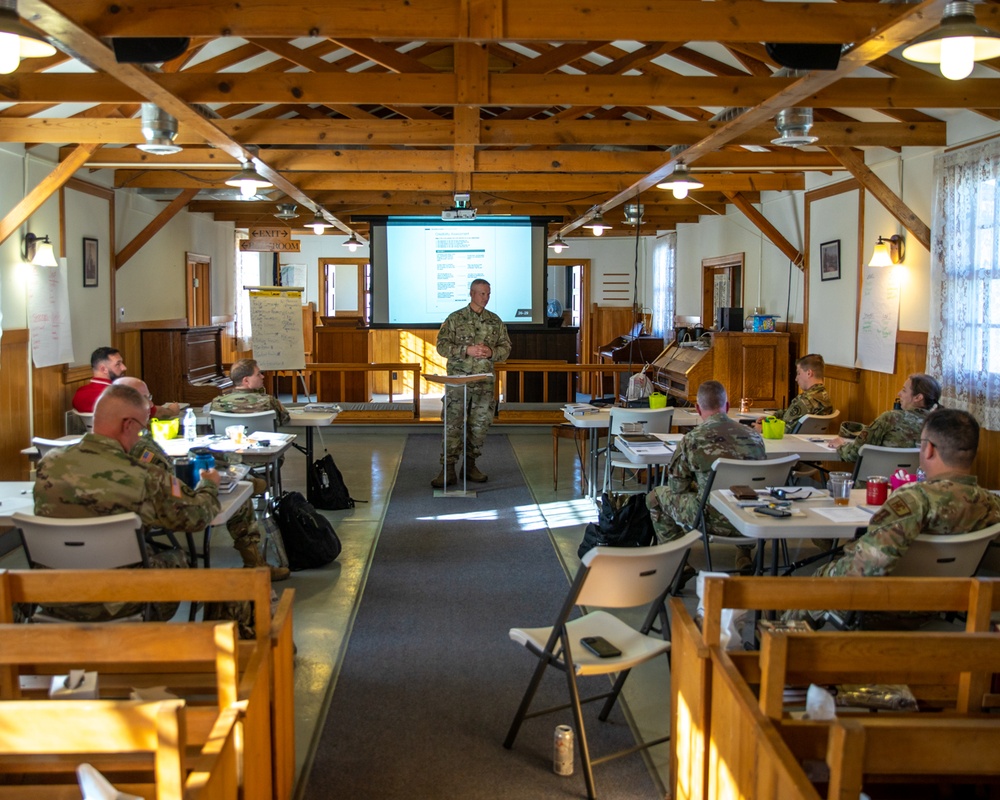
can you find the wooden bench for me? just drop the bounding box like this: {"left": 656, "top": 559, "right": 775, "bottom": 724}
{"left": 0, "top": 568, "right": 294, "bottom": 800}
{"left": 670, "top": 576, "right": 1000, "bottom": 800}
{"left": 0, "top": 699, "right": 240, "bottom": 800}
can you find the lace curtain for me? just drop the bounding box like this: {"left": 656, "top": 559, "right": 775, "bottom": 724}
{"left": 234, "top": 234, "right": 256, "bottom": 352}
{"left": 651, "top": 232, "right": 676, "bottom": 340}
{"left": 928, "top": 138, "right": 1000, "bottom": 430}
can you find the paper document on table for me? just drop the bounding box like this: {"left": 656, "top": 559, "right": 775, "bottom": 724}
{"left": 250, "top": 431, "right": 293, "bottom": 443}
{"left": 812, "top": 507, "right": 875, "bottom": 524}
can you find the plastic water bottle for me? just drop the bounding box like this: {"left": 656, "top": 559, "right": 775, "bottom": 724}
{"left": 916, "top": 467, "right": 926, "bottom": 482}
{"left": 183, "top": 408, "right": 197, "bottom": 442}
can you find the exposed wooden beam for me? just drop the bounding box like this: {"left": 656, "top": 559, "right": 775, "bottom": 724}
{"left": 115, "top": 189, "right": 199, "bottom": 270}
{"left": 826, "top": 146, "right": 931, "bottom": 251}
{"left": 724, "top": 191, "right": 804, "bottom": 269}
{"left": 0, "top": 143, "right": 100, "bottom": 248}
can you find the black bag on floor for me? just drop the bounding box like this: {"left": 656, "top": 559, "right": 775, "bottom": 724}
{"left": 307, "top": 454, "right": 356, "bottom": 510}
{"left": 269, "top": 491, "right": 341, "bottom": 570}
{"left": 578, "top": 492, "right": 655, "bottom": 558}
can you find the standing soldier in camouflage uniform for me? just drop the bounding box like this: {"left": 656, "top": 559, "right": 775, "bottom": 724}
{"left": 818, "top": 408, "right": 1000, "bottom": 578}
{"left": 432, "top": 279, "right": 512, "bottom": 487}
{"left": 119, "top": 377, "right": 289, "bottom": 582}
{"left": 830, "top": 373, "right": 940, "bottom": 462}
{"left": 647, "top": 380, "right": 766, "bottom": 570}
{"left": 33, "top": 384, "right": 220, "bottom": 622}
{"left": 211, "top": 358, "right": 290, "bottom": 426}
{"left": 755, "top": 353, "right": 833, "bottom": 433}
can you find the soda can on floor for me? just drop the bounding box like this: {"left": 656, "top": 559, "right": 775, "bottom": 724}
{"left": 553, "top": 724, "right": 574, "bottom": 776}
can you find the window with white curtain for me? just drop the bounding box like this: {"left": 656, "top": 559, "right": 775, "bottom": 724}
{"left": 234, "top": 235, "right": 259, "bottom": 350}
{"left": 651, "top": 232, "right": 676, "bottom": 340}
{"left": 929, "top": 138, "right": 1000, "bottom": 430}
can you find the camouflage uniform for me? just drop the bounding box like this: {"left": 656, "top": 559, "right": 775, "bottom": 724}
{"left": 647, "top": 412, "right": 766, "bottom": 542}
{"left": 131, "top": 432, "right": 263, "bottom": 555}
{"left": 33, "top": 432, "right": 221, "bottom": 622}
{"left": 436, "top": 304, "right": 512, "bottom": 465}
{"left": 819, "top": 472, "right": 1000, "bottom": 577}
{"left": 835, "top": 407, "right": 929, "bottom": 462}
{"left": 211, "top": 388, "right": 290, "bottom": 426}
{"left": 772, "top": 383, "right": 833, "bottom": 431}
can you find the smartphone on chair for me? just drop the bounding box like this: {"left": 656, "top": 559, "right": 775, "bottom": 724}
{"left": 580, "top": 636, "right": 622, "bottom": 658}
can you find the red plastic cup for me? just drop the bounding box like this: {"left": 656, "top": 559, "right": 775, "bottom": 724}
{"left": 866, "top": 476, "right": 889, "bottom": 505}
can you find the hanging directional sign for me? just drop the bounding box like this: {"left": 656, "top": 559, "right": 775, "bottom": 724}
{"left": 241, "top": 225, "right": 301, "bottom": 251}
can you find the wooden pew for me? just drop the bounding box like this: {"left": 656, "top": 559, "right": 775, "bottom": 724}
{"left": 0, "top": 568, "right": 295, "bottom": 800}
{"left": 757, "top": 630, "right": 1000, "bottom": 720}
{"left": 704, "top": 645, "right": 823, "bottom": 800}
{"left": 0, "top": 699, "right": 240, "bottom": 800}
{"left": 670, "top": 577, "right": 999, "bottom": 800}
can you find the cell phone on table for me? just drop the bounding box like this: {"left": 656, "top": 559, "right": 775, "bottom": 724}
{"left": 580, "top": 636, "right": 622, "bottom": 658}
{"left": 754, "top": 506, "right": 792, "bottom": 518}
{"left": 730, "top": 485, "right": 759, "bottom": 501}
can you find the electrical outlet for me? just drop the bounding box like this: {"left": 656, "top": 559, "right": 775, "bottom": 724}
{"left": 119, "top": 307, "right": 125, "bottom": 319}
{"left": 392, "top": 371, "right": 397, "bottom": 380}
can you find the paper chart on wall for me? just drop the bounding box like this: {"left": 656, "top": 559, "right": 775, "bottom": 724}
{"left": 855, "top": 266, "right": 899, "bottom": 374}
{"left": 27, "top": 261, "right": 74, "bottom": 368}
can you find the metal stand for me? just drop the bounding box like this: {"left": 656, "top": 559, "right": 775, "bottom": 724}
{"left": 426, "top": 374, "right": 491, "bottom": 498}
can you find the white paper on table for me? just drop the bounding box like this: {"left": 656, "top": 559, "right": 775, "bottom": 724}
{"left": 250, "top": 431, "right": 293, "bottom": 443}
{"left": 768, "top": 486, "right": 828, "bottom": 500}
{"left": 812, "top": 507, "right": 875, "bottom": 524}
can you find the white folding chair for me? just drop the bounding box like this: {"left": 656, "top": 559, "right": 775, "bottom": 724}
{"left": 694, "top": 454, "right": 800, "bottom": 571}
{"left": 31, "top": 436, "right": 81, "bottom": 458}
{"left": 894, "top": 522, "right": 1000, "bottom": 577}
{"left": 503, "top": 530, "right": 701, "bottom": 800}
{"left": 851, "top": 444, "right": 921, "bottom": 486}
{"left": 67, "top": 410, "right": 95, "bottom": 434}
{"left": 601, "top": 406, "right": 674, "bottom": 494}
{"left": 209, "top": 409, "right": 277, "bottom": 435}
{"left": 12, "top": 511, "right": 151, "bottom": 622}
{"left": 790, "top": 410, "right": 840, "bottom": 434}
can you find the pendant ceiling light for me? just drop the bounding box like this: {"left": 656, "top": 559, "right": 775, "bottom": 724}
{"left": 902, "top": 1, "right": 1000, "bottom": 80}
{"left": 136, "top": 104, "right": 183, "bottom": 155}
{"left": 342, "top": 232, "right": 362, "bottom": 251}
{"left": 583, "top": 211, "right": 610, "bottom": 237}
{"left": 548, "top": 234, "right": 569, "bottom": 253}
{"left": 224, "top": 161, "right": 273, "bottom": 199}
{"left": 274, "top": 204, "right": 299, "bottom": 220}
{"left": 309, "top": 210, "right": 331, "bottom": 235}
{"left": 656, "top": 163, "right": 704, "bottom": 199}
{"left": 0, "top": 0, "right": 57, "bottom": 75}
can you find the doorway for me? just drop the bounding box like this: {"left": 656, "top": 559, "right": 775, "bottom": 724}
{"left": 701, "top": 252, "right": 744, "bottom": 329}
{"left": 185, "top": 252, "right": 211, "bottom": 327}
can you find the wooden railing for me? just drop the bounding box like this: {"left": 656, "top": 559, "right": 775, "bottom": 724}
{"left": 306, "top": 362, "right": 424, "bottom": 419}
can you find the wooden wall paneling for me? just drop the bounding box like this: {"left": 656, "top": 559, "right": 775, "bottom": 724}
{"left": 977, "top": 430, "right": 999, "bottom": 491}
{"left": 1, "top": 330, "right": 32, "bottom": 480}
{"left": 398, "top": 329, "right": 445, "bottom": 396}
{"left": 370, "top": 329, "right": 402, "bottom": 395}
{"left": 31, "top": 364, "right": 67, "bottom": 441}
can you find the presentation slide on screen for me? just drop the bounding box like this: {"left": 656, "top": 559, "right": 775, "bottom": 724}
{"left": 383, "top": 220, "right": 536, "bottom": 325}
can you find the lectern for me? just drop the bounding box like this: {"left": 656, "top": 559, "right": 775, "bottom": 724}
{"left": 425, "top": 373, "right": 492, "bottom": 497}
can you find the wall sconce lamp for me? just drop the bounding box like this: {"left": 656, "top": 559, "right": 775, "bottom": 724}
{"left": 656, "top": 162, "right": 704, "bottom": 199}
{"left": 901, "top": 1, "right": 1000, "bottom": 80}
{"left": 868, "top": 234, "right": 905, "bottom": 267}
{"left": 224, "top": 160, "right": 273, "bottom": 198}
{"left": 583, "top": 211, "right": 610, "bottom": 237}
{"left": 342, "top": 232, "right": 362, "bottom": 252}
{"left": 309, "top": 210, "right": 331, "bottom": 235}
{"left": 23, "top": 232, "right": 58, "bottom": 266}
{"left": 548, "top": 234, "right": 569, "bottom": 253}
{"left": 0, "top": 0, "right": 58, "bottom": 75}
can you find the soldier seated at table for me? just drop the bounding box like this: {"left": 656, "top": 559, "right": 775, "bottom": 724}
{"left": 118, "top": 377, "right": 289, "bottom": 583}
{"left": 754, "top": 353, "right": 833, "bottom": 433}
{"left": 32, "top": 383, "right": 218, "bottom": 622}
{"left": 211, "top": 358, "right": 290, "bottom": 426}
{"left": 829, "top": 373, "right": 940, "bottom": 462}
{"left": 647, "top": 380, "right": 766, "bottom": 573}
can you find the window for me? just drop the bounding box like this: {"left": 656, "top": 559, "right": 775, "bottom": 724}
{"left": 651, "top": 233, "right": 676, "bottom": 340}
{"left": 234, "top": 236, "right": 260, "bottom": 349}
{"left": 929, "top": 138, "right": 1000, "bottom": 430}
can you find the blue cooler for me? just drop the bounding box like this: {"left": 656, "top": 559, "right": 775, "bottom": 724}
{"left": 752, "top": 314, "right": 780, "bottom": 332}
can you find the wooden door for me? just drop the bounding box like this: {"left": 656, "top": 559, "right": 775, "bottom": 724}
{"left": 186, "top": 253, "right": 211, "bottom": 327}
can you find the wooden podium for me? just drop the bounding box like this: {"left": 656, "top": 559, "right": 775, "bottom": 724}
{"left": 425, "top": 373, "right": 493, "bottom": 497}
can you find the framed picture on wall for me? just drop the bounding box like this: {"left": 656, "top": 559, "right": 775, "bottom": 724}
{"left": 820, "top": 239, "right": 841, "bottom": 281}
{"left": 83, "top": 237, "right": 98, "bottom": 287}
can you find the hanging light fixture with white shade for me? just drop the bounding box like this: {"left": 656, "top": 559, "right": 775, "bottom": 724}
{"left": 656, "top": 162, "right": 704, "bottom": 199}
{"left": 0, "top": 0, "right": 57, "bottom": 75}
{"left": 583, "top": 210, "right": 610, "bottom": 237}
{"left": 342, "top": 232, "right": 362, "bottom": 252}
{"left": 225, "top": 160, "right": 273, "bottom": 199}
{"left": 902, "top": 1, "right": 1000, "bottom": 80}
{"left": 548, "top": 234, "right": 569, "bottom": 253}
{"left": 309, "top": 210, "right": 332, "bottom": 235}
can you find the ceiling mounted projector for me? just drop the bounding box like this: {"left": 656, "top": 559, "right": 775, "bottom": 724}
{"left": 442, "top": 191, "right": 476, "bottom": 220}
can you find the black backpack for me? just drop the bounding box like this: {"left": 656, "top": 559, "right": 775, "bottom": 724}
{"left": 269, "top": 491, "right": 341, "bottom": 571}
{"left": 307, "top": 454, "right": 357, "bottom": 510}
{"left": 577, "top": 492, "right": 655, "bottom": 558}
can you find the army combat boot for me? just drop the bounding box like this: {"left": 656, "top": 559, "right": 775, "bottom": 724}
{"left": 236, "top": 539, "right": 290, "bottom": 582}
{"left": 464, "top": 459, "right": 488, "bottom": 483}
{"left": 431, "top": 462, "right": 457, "bottom": 489}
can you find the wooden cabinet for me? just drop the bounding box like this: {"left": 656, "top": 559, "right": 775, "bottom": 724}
{"left": 315, "top": 322, "right": 371, "bottom": 402}
{"left": 649, "top": 332, "right": 789, "bottom": 407}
